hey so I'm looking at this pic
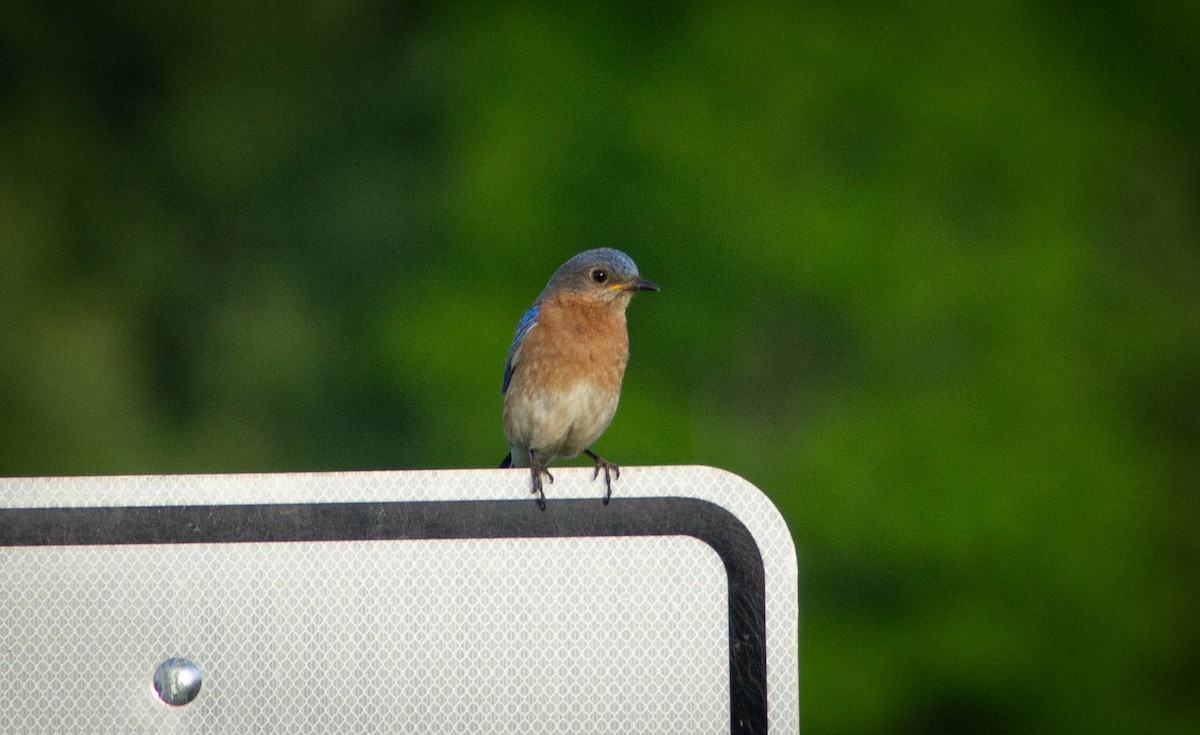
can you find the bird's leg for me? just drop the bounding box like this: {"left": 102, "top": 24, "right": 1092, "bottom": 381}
{"left": 529, "top": 452, "right": 553, "bottom": 511}
{"left": 583, "top": 449, "right": 620, "bottom": 504}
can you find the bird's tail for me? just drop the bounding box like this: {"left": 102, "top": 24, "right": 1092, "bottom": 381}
{"left": 499, "top": 452, "right": 513, "bottom": 468}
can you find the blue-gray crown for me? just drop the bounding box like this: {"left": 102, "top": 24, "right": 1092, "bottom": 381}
{"left": 559, "top": 248, "right": 639, "bottom": 279}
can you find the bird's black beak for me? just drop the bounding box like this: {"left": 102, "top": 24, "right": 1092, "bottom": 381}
{"left": 630, "top": 277, "right": 660, "bottom": 293}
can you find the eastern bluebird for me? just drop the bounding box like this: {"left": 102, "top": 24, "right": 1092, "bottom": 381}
{"left": 500, "top": 248, "right": 659, "bottom": 509}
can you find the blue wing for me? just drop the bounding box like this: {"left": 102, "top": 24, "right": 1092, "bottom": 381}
{"left": 502, "top": 303, "right": 540, "bottom": 395}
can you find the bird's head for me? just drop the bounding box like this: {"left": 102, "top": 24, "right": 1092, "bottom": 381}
{"left": 545, "top": 248, "right": 659, "bottom": 305}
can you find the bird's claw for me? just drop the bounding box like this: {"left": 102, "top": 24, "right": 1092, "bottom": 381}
{"left": 590, "top": 462, "right": 620, "bottom": 483}
{"left": 590, "top": 457, "right": 620, "bottom": 504}
{"left": 530, "top": 465, "right": 553, "bottom": 511}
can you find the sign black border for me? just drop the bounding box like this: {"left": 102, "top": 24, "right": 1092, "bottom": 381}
{"left": 1, "top": 497, "right": 768, "bottom": 734}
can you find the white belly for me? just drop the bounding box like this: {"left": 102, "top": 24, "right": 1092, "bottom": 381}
{"left": 504, "top": 380, "right": 620, "bottom": 465}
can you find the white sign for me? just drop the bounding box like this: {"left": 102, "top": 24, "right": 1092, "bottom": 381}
{"left": 0, "top": 466, "right": 798, "bottom": 734}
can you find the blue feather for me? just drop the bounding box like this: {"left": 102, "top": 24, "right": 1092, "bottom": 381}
{"left": 502, "top": 303, "right": 540, "bottom": 395}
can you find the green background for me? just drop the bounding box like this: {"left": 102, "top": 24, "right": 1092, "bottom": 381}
{"left": 3, "top": 2, "right": 1198, "bottom": 732}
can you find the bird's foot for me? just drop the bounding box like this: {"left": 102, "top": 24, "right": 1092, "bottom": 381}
{"left": 530, "top": 463, "right": 553, "bottom": 511}
{"left": 584, "top": 450, "right": 620, "bottom": 504}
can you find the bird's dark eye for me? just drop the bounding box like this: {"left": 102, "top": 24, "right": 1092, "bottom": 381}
{"left": 591, "top": 269, "right": 608, "bottom": 283}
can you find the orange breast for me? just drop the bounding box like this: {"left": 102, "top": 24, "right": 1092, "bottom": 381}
{"left": 518, "top": 294, "right": 630, "bottom": 394}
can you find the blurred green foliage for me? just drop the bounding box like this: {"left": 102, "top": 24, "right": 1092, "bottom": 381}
{"left": 2, "top": 1, "right": 1198, "bottom": 732}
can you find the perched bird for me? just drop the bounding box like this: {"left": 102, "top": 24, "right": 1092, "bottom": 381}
{"left": 500, "top": 248, "right": 659, "bottom": 509}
